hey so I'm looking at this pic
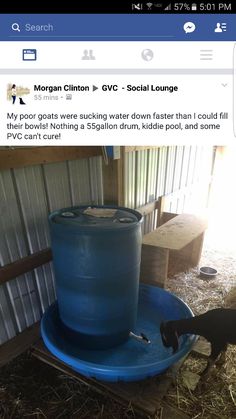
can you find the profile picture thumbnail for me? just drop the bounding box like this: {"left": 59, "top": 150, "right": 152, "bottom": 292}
{"left": 7, "top": 83, "right": 30, "bottom": 105}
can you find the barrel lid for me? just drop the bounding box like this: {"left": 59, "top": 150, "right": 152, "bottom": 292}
{"left": 49, "top": 205, "right": 142, "bottom": 229}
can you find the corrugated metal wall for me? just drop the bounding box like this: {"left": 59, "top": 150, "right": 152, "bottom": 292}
{"left": 0, "top": 156, "right": 103, "bottom": 344}
{"left": 124, "top": 146, "right": 214, "bottom": 234}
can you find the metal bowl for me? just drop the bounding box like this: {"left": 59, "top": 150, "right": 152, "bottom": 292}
{"left": 199, "top": 266, "right": 218, "bottom": 279}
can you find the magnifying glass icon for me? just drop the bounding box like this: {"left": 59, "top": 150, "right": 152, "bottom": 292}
{"left": 12, "top": 23, "right": 20, "bottom": 32}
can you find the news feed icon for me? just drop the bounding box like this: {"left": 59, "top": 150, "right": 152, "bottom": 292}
{"left": 22, "top": 49, "right": 37, "bottom": 61}
{"left": 7, "top": 83, "right": 30, "bottom": 105}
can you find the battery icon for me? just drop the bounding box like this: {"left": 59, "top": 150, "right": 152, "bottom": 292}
{"left": 191, "top": 3, "right": 197, "bottom": 10}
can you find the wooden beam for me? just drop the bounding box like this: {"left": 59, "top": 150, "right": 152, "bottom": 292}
{"left": 136, "top": 200, "right": 159, "bottom": 217}
{"left": 157, "top": 195, "right": 165, "bottom": 227}
{"left": 124, "top": 146, "right": 161, "bottom": 153}
{"left": 103, "top": 158, "right": 119, "bottom": 205}
{"left": 161, "top": 211, "right": 178, "bottom": 225}
{"left": 0, "top": 322, "right": 40, "bottom": 368}
{"left": 117, "top": 146, "right": 125, "bottom": 206}
{"left": 0, "top": 248, "right": 52, "bottom": 285}
{"left": 103, "top": 146, "right": 125, "bottom": 207}
{"left": 0, "top": 146, "right": 102, "bottom": 170}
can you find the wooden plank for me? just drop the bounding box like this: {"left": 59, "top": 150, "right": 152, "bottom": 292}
{"left": 161, "top": 402, "right": 191, "bottom": 419}
{"left": 167, "top": 232, "right": 205, "bottom": 275}
{"left": 0, "top": 322, "right": 40, "bottom": 368}
{"left": 161, "top": 211, "right": 178, "bottom": 225}
{"left": 125, "top": 146, "right": 160, "bottom": 153}
{"left": 117, "top": 146, "right": 125, "bottom": 206}
{"left": 0, "top": 146, "right": 102, "bottom": 170}
{"left": 140, "top": 245, "right": 169, "bottom": 287}
{"left": 190, "top": 232, "right": 205, "bottom": 266}
{"left": 136, "top": 200, "right": 159, "bottom": 217}
{"left": 142, "top": 214, "right": 207, "bottom": 251}
{"left": 157, "top": 195, "right": 165, "bottom": 227}
{"left": 31, "top": 339, "right": 186, "bottom": 417}
{"left": 103, "top": 147, "right": 126, "bottom": 206}
{"left": 0, "top": 248, "right": 52, "bottom": 285}
{"left": 168, "top": 248, "right": 194, "bottom": 277}
{"left": 103, "top": 158, "right": 119, "bottom": 205}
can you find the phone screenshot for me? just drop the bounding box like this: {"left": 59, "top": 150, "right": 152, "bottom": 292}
{"left": 0, "top": 3, "right": 236, "bottom": 418}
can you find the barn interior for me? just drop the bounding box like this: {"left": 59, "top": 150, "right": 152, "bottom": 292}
{"left": 0, "top": 145, "right": 235, "bottom": 418}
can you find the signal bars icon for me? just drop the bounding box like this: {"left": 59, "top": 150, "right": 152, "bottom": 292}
{"left": 164, "top": 3, "right": 171, "bottom": 10}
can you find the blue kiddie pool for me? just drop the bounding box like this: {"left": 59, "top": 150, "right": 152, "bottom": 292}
{"left": 41, "top": 284, "right": 196, "bottom": 382}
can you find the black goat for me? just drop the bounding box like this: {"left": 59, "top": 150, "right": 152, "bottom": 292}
{"left": 160, "top": 308, "right": 236, "bottom": 375}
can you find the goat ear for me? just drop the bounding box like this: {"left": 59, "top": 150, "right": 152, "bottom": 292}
{"left": 172, "top": 331, "right": 179, "bottom": 354}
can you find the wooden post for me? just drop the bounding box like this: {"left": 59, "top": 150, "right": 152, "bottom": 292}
{"left": 117, "top": 146, "right": 125, "bottom": 206}
{"left": 157, "top": 195, "right": 165, "bottom": 227}
{"left": 103, "top": 158, "right": 119, "bottom": 205}
{"left": 103, "top": 146, "right": 125, "bottom": 206}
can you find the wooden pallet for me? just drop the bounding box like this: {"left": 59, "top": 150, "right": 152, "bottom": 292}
{"left": 31, "top": 339, "right": 190, "bottom": 418}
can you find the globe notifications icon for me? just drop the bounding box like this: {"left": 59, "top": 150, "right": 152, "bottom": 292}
{"left": 141, "top": 49, "right": 154, "bottom": 61}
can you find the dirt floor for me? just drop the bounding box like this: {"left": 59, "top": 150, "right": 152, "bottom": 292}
{"left": 0, "top": 244, "right": 236, "bottom": 419}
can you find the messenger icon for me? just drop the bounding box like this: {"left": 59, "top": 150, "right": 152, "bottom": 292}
{"left": 183, "top": 22, "right": 196, "bottom": 33}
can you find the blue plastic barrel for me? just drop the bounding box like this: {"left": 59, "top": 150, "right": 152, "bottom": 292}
{"left": 49, "top": 205, "right": 142, "bottom": 349}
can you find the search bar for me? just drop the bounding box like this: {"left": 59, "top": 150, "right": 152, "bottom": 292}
{"left": 11, "top": 22, "right": 54, "bottom": 33}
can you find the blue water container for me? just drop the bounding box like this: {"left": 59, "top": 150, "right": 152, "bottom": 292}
{"left": 49, "top": 205, "right": 142, "bottom": 349}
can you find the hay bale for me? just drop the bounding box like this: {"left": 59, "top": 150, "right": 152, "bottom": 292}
{"left": 224, "top": 287, "right": 236, "bottom": 308}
